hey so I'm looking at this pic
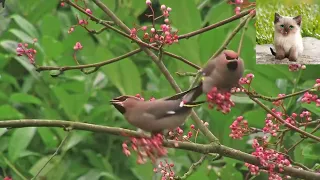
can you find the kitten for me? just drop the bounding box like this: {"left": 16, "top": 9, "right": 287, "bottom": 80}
{"left": 270, "top": 13, "right": 303, "bottom": 62}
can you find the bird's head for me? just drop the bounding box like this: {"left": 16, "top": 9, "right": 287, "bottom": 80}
{"left": 110, "top": 95, "right": 141, "bottom": 114}
{"left": 221, "top": 50, "right": 243, "bottom": 71}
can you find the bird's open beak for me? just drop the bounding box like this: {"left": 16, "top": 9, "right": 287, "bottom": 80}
{"left": 110, "top": 99, "right": 123, "bottom": 106}
{"left": 226, "top": 60, "right": 238, "bottom": 71}
{"left": 110, "top": 99, "right": 126, "bottom": 114}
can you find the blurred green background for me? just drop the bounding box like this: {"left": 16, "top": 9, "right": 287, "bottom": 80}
{"left": 256, "top": 0, "right": 320, "bottom": 44}
{"left": 0, "top": 0, "right": 319, "bottom": 180}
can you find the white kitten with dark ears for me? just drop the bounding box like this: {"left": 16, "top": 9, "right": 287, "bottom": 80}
{"left": 270, "top": 13, "right": 303, "bottom": 62}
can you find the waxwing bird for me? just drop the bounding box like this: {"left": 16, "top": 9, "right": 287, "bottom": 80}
{"left": 110, "top": 85, "right": 204, "bottom": 133}
{"left": 183, "top": 50, "right": 244, "bottom": 101}
{"left": 201, "top": 50, "right": 244, "bottom": 93}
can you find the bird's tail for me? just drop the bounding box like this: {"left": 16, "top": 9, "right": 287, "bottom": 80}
{"left": 182, "top": 82, "right": 203, "bottom": 103}
{"left": 183, "top": 100, "right": 205, "bottom": 107}
{"left": 270, "top": 47, "right": 276, "bottom": 56}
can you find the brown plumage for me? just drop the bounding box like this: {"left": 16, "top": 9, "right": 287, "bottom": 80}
{"left": 110, "top": 50, "right": 244, "bottom": 132}
{"left": 201, "top": 50, "right": 244, "bottom": 93}
{"left": 185, "top": 49, "right": 244, "bottom": 100}
{"left": 110, "top": 85, "right": 204, "bottom": 133}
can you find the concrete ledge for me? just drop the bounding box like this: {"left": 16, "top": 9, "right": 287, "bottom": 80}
{"left": 256, "top": 37, "right": 320, "bottom": 64}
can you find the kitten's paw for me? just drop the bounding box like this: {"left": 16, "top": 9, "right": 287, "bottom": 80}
{"left": 288, "top": 57, "right": 297, "bottom": 62}
{"left": 275, "top": 55, "right": 285, "bottom": 60}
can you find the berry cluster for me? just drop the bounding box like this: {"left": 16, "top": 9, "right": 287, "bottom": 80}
{"left": 239, "top": 73, "right": 254, "bottom": 85}
{"left": 301, "top": 92, "right": 320, "bottom": 106}
{"left": 229, "top": 116, "right": 249, "bottom": 139}
{"left": 16, "top": 39, "right": 38, "bottom": 64}
{"left": 272, "top": 94, "right": 285, "bottom": 106}
{"left": 62, "top": 1, "right": 93, "bottom": 34}
{"left": 207, "top": 87, "right": 235, "bottom": 114}
{"left": 233, "top": 0, "right": 244, "bottom": 14}
{"left": 73, "top": 42, "right": 83, "bottom": 50}
{"left": 263, "top": 110, "right": 282, "bottom": 136}
{"left": 245, "top": 138, "right": 292, "bottom": 180}
{"left": 153, "top": 160, "right": 175, "bottom": 180}
{"left": 288, "top": 64, "right": 306, "bottom": 71}
{"left": 122, "top": 133, "right": 167, "bottom": 164}
{"left": 130, "top": 1, "right": 178, "bottom": 45}
{"left": 168, "top": 122, "right": 208, "bottom": 142}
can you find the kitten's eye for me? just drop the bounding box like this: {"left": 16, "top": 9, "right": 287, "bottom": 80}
{"left": 289, "top": 25, "right": 294, "bottom": 29}
{"left": 280, "top": 24, "right": 284, "bottom": 28}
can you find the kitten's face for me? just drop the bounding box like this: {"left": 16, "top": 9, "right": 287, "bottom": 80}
{"left": 274, "top": 13, "right": 301, "bottom": 36}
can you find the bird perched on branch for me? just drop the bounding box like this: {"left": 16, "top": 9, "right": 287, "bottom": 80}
{"left": 111, "top": 50, "right": 244, "bottom": 133}
{"left": 110, "top": 85, "right": 204, "bottom": 134}
{"left": 200, "top": 49, "right": 244, "bottom": 93}
{"left": 185, "top": 49, "right": 245, "bottom": 100}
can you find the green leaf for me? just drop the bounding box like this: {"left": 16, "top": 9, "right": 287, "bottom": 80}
{"left": 9, "top": 93, "right": 42, "bottom": 105}
{"left": 82, "top": 150, "right": 106, "bottom": 170}
{"left": 0, "top": 105, "right": 24, "bottom": 119}
{"left": 11, "top": 14, "right": 39, "bottom": 38}
{"left": 9, "top": 29, "right": 34, "bottom": 43}
{"left": 29, "top": 155, "right": 62, "bottom": 176}
{"left": 37, "top": 128, "right": 59, "bottom": 149}
{"left": 0, "top": 73, "right": 20, "bottom": 89}
{"left": 243, "top": 108, "right": 266, "bottom": 128}
{"left": 101, "top": 49, "right": 142, "bottom": 95}
{"left": 0, "top": 40, "right": 19, "bottom": 53}
{"left": 62, "top": 132, "right": 88, "bottom": 152}
{"left": 302, "top": 143, "right": 320, "bottom": 159}
{"left": 301, "top": 103, "right": 320, "bottom": 116}
{"left": 187, "top": 160, "right": 212, "bottom": 180}
{"left": 40, "top": 14, "right": 62, "bottom": 39}
{"left": 8, "top": 127, "right": 36, "bottom": 162}
{"left": 78, "top": 169, "right": 118, "bottom": 180}
{"left": 52, "top": 86, "right": 88, "bottom": 120}
{"left": 220, "top": 159, "right": 242, "bottom": 180}
{"left": 42, "top": 35, "right": 64, "bottom": 59}
{"left": 131, "top": 161, "right": 154, "bottom": 180}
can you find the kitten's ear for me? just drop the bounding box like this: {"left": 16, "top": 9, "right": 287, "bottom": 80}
{"left": 274, "top": 13, "right": 281, "bottom": 24}
{"left": 293, "top": 15, "right": 302, "bottom": 26}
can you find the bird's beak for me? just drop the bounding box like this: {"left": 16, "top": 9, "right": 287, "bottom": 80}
{"left": 110, "top": 99, "right": 126, "bottom": 114}
{"left": 226, "top": 60, "right": 238, "bottom": 71}
{"left": 110, "top": 99, "right": 123, "bottom": 106}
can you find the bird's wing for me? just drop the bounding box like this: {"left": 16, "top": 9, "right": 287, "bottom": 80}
{"left": 201, "top": 60, "right": 216, "bottom": 76}
{"left": 143, "top": 100, "right": 191, "bottom": 120}
{"left": 164, "top": 84, "right": 202, "bottom": 101}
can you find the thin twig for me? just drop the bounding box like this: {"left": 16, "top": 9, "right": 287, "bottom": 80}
{"left": 31, "top": 132, "right": 71, "bottom": 180}
{"left": 247, "top": 95, "right": 320, "bottom": 142}
{"left": 248, "top": 87, "right": 314, "bottom": 102}
{"left": 175, "top": 154, "right": 208, "bottom": 179}
{"left": 163, "top": 51, "right": 201, "bottom": 70}
{"left": 176, "top": 72, "right": 197, "bottom": 77}
{"left": 178, "top": 8, "right": 254, "bottom": 39}
{"left": 238, "top": 13, "right": 254, "bottom": 55}
{"left": 36, "top": 48, "right": 142, "bottom": 74}
{"left": 2, "top": 155, "right": 28, "bottom": 180}
{"left": 286, "top": 123, "right": 320, "bottom": 152}
{"left": 210, "top": 13, "right": 255, "bottom": 60}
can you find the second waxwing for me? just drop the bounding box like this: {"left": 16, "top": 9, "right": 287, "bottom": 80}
{"left": 201, "top": 50, "right": 244, "bottom": 93}
{"left": 110, "top": 85, "right": 204, "bottom": 133}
